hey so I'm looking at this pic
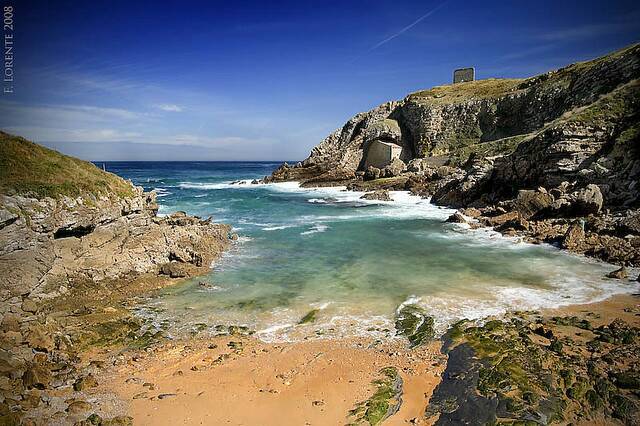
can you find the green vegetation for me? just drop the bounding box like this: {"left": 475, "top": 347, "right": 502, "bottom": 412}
{"left": 348, "top": 367, "right": 402, "bottom": 425}
{"left": 0, "top": 131, "right": 134, "bottom": 199}
{"left": 407, "top": 78, "right": 523, "bottom": 104}
{"left": 446, "top": 134, "right": 529, "bottom": 165}
{"left": 394, "top": 304, "right": 435, "bottom": 347}
{"left": 298, "top": 309, "right": 319, "bottom": 324}
{"left": 442, "top": 316, "right": 640, "bottom": 423}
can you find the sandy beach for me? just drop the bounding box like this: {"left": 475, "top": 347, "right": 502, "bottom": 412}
{"left": 76, "top": 293, "right": 639, "bottom": 425}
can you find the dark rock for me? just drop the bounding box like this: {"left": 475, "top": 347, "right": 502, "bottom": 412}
{"left": 159, "top": 262, "right": 188, "bottom": 278}
{"left": 606, "top": 266, "right": 628, "bottom": 279}
{"left": 514, "top": 189, "right": 553, "bottom": 219}
{"left": 445, "top": 212, "right": 467, "bottom": 224}
{"left": 572, "top": 184, "right": 604, "bottom": 216}
{"left": 364, "top": 166, "right": 381, "bottom": 181}
{"left": 360, "top": 190, "right": 392, "bottom": 201}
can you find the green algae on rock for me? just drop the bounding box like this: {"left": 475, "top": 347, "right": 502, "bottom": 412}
{"left": 394, "top": 304, "right": 435, "bottom": 347}
{"left": 427, "top": 314, "right": 640, "bottom": 425}
{"left": 347, "top": 367, "right": 403, "bottom": 425}
{"left": 298, "top": 309, "right": 320, "bottom": 325}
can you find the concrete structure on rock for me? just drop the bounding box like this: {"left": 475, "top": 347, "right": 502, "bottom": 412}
{"left": 453, "top": 67, "right": 475, "bottom": 83}
{"left": 364, "top": 140, "right": 403, "bottom": 169}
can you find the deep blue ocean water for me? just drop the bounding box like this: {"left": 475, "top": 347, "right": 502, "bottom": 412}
{"left": 101, "top": 161, "right": 632, "bottom": 341}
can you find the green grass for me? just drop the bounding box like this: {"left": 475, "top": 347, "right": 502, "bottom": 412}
{"left": 446, "top": 134, "right": 530, "bottom": 165}
{"left": 0, "top": 132, "right": 134, "bottom": 199}
{"left": 407, "top": 78, "right": 524, "bottom": 104}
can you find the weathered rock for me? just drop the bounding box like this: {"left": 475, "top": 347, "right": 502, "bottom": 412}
{"left": 159, "top": 262, "right": 188, "bottom": 278}
{"left": 364, "top": 166, "right": 381, "bottom": 181}
{"left": 606, "top": 266, "right": 628, "bottom": 280}
{"left": 66, "top": 400, "right": 92, "bottom": 415}
{"left": 382, "top": 158, "right": 406, "bottom": 178}
{"left": 446, "top": 212, "right": 467, "bottom": 223}
{"left": 360, "top": 190, "right": 392, "bottom": 202}
{"left": 514, "top": 189, "right": 553, "bottom": 218}
{"left": 395, "top": 304, "right": 435, "bottom": 347}
{"left": 563, "top": 221, "right": 586, "bottom": 250}
{"left": 572, "top": 184, "right": 604, "bottom": 216}
{"left": 23, "top": 364, "right": 51, "bottom": 389}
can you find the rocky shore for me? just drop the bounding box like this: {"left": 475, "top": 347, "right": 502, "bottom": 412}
{"left": 0, "top": 134, "right": 235, "bottom": 424}
{"left": 264, "top": 43, "right": 640, "bottom": 270}
{"left": 1, "top": 44, "right": 640, "bottom": 425}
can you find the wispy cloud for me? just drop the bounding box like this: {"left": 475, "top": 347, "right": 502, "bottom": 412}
{"left": 154, "top": 103, "right": 183, "bottom": 112}
{"left": 367, "top": 1, "right": 448, "bottom": 52}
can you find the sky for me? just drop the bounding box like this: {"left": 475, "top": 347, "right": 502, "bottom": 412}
{"left": 1, "top": 0, "right": 639, "bottom": 161}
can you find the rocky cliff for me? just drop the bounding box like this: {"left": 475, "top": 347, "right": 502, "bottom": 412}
{"left": 268, "top": 43, "right": 640, "bottom": 266}
{"left": 0, "top": 133, "right": 233, "bottom": 424}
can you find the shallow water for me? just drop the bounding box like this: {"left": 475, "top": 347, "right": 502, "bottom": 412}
{"left": 105, "top": 161, "right": 633, "bottom": 342}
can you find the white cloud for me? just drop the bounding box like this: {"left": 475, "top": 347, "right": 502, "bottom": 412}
{"left": 154, "top": 103, "right": 183, "bottom": 112}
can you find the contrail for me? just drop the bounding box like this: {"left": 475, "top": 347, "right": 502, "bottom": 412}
{"left": 367, "top": 1, "right": 448, "bottom": 52}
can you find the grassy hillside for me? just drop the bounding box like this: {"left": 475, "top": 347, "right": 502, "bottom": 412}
{"left": 0, "top": 132, "right": 134, "bottom": 199}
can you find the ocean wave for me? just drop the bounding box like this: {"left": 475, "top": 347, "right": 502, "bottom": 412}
{"left": 300, "top": 224, "right": 328, "bottom": 235}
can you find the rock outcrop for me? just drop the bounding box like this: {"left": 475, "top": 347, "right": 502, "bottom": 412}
{"left": 267, "top": 43, "right": 640, "bottom": 265}
{"left": 0, "top": 134, "right": 233, "bottom": 424}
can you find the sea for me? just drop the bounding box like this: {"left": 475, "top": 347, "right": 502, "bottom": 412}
{"left": 101, "top": 161, "right": 634, "bottom": 342}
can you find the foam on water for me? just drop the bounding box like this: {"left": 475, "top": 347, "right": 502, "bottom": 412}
{"left": 108, "top": 166, "right": 640, "bottom": 344}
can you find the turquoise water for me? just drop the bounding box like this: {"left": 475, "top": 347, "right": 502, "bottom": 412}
{"left": 106, "top": 162, "right": 632, "bottom": 341}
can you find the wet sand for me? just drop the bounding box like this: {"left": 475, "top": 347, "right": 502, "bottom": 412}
{"left": 91, "top": 336, "right": 445, "bottom": 425}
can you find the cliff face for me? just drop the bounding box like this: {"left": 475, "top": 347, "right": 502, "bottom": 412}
{"left": 0, "top": 134, "right": 232, "bottom": 307}
{"left": 271, "top": 44, "right": 639, "bottom": 190}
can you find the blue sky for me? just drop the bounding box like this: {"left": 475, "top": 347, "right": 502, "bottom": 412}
{"left": 1, "top": 0, "right": 639, "bottom": 160}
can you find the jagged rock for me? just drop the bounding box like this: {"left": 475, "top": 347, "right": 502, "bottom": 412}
{"left": 572, "top": 184, "right": 604, "bottom": 215}
{"left": 364, "top": 118, "right": 402, "bottom": 143}
{"left": 382, "top": 158, "right": 406, "bottom": 178}
{"left": 360, "top": 190, "right": 392, "bottom": 201}
{"left": 460, "top": 207, "right": 481, "bottom": 218}
{"left": 446, "top": 212, "right": 467, "bottom": 223}
{"left": 364, "top": 166, "right": 381, "bottom": 181}
{"left": 606, "top": 266, "right": 628, "bottom": 279}
{"left": 23, "top": 364, "right": 51, "bottom": 389}
{"left": 563, "top": 221, "right": 586, "bottom": 250}
{"left": 159, "top": 263, "right": 188, "bottom": 278}
{"left": 514, "top": 189, "right": 553, "bottom": 219}
{"left": 25, "top": 325, "right": 54, "bottom": 352}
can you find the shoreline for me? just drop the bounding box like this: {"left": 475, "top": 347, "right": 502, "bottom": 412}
{"left": 83, "top": 292, "right": 639, "bottom": 425}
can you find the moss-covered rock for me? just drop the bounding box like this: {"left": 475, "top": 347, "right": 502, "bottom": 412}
{"left": 394, "top": 304, "right": 435, "bottom": 347}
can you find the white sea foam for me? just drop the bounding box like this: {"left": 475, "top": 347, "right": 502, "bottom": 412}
{"left": 300, "top": 224, "right": 328, "bottom": 235}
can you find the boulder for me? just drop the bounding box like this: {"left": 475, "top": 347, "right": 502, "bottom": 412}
{"left": 23, "top": 364, "right": 51, "bottom": 389}
{"left": 159, "top": 263, "right": 188, "bottom": 278}
{"left": 25, "top": 325, "right": 54, "bottom": 352}
{"left": 445, "top": 212, "right": 467, "bottom": 223}
{"left": 460, "top": 207, "right": 481, "bottom": 218}
{"left": 364, "top": 166, "right": 381, "bottom": 181}
{"left": 360, "top": 190, "right": 392, "bottom": 201}
{"left": 563, "top": 221, "right": 586, "bottom": 251}
{"left": 606, "top": 266, "right": 628, "bottom": 280}
{"left": 514, "top": 189, "right": 553, "bottom": 219}
{"left": 382, "top": 158, "right": 406, "bottom": 178}
{"left": 572, "top": 184, "right": 603, "bottom": 215}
